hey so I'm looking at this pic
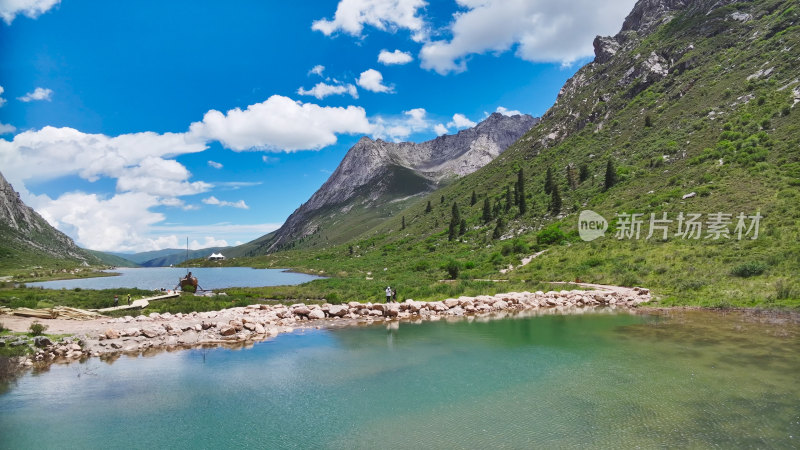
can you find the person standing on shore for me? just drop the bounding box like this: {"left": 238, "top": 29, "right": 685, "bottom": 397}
{"left": 127, "top": 294, "right": 131, "bottom": 306}
{"left": 385, "top": 286, "right": 392, "bottom": 303}
{"left": 114, "top": 295, "right": 118, "bottom": 307}
{"left": 392, "top": 288, "right": 397, "bottom": 303}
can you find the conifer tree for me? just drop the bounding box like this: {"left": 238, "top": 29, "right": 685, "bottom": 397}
{"left": 505, "top": 186, "right": 512, "bottom": 211}
{"left": 482, "top": 197, "right": 492, "bottom": 223}
{"left": 544, "top": 166, "right": 554, "bottom": 194}
{"left": 401, "top": 216, "right": 405, "bottom": 230}
{"left": 492, "top": 217, "right": 505, "bottom": 239}
{"left": 550, "top": 183, "right": 562, "bottom": 215}
{"left": 579, "top": 163, "right": 590, "bottom": 183}
{"left": 425, "top": 201, "right": 432, "bottom": 213}
{"left": 470, "top": 190, "right": 477, "bottom": 206}
{"left": 566, "top": 164, "right": 577, "bottom": 190}
{"left": 517, "top": 168, "right": 527, "bottom": 214}
{"left": 459, "top": 219, "right": 466, "bottom": 236}
{"left": 448, "top": 202, "right": 460, "bottom": 241}
{"left": 604, "top": 159, "right": 617, "bottom": 190}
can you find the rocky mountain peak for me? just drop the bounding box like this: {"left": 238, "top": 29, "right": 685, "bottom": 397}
{"left": 0, "top": 170, "right": 91, "bottom": 263}
{"left": 594, "top": 0, "right": 741, "bottom": 64}
{"left": 243, "top": 112, "right": 538, "bottom": 254}
{"left": 620, "top": 0, "right": 691, "bottom": 35}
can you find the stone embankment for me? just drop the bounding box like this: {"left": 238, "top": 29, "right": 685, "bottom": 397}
{"left": 15, "top": 286, "right": 650, "bottom": 366}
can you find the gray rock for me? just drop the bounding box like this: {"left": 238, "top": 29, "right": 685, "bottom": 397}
{"left": 263, "top": 113, "right": 538, "bottom": 252}
{"left": 105, "top": 329, "right": 120, "bottom": 339}
{"left": 593, "top": 35, "right": 620, "bottom": 64}
{"left": 141, "top": 328, "right": 163, "bottom": 338}
{"left": 328, "top": 305, "right": 348, "bottom": 317}
{"left": 307, "top": 309, "right": 325, "bottom": 320}
{"left": 33, "top": 336, "right": 52, "bottom": 347}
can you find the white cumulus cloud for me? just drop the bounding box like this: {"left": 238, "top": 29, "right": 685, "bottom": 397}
{"left": 378, "top": 49, "right": 413, "bottom": 65}
{"left": 420, "top": 0, "right": 636, "bottom": 74}
{"left": 496, "top": 106, "right": 523, "bottom": 116}
{"left": 371, "top": 107, "right": 431, "bottom": 141}
{"left": 202, "top": 196, "right": 249, "bottom": 209}
{"left": 188, "top": 95, "right": 372, "bottom": 151}
{"left": 116, "top": 157, "right": 212, "bottom": 197}
{"left": 297, "top": 82, "right": 359, "bottom": 100}
{"left": 0, "top": 123, "right": 15, "bottom": 134}
{"left": 312, "top": 0, "right": 428, "bottom": 42}
{"left": 0, "top": 85, "right": 6, "bottom": 107}
{"left": 34, "top": 191, "right": 168, "bottom": 252}
{"left": 208, "top": 160, "right": 223, "bottom": 169}
{"left": 0, "top": 0, "right": 60, "bottom": 25}
{"left": 309, "top": 65, "right": 325, "bottom": 76}
{"left": 189, "top": 237, "right": 229, "bottom": 250}
{"left": 434, "top": 123, "right": 448, "bottom": 136}
{"left": 0, "top": 126, "right": 207, "bottom": 185}
{"left": 357, "top": 69, "right": 393, "bottom": 93}
{"left": 18, "top": 87, "right": 53, "bottom": 102}
{"left": 447, "top": 113, "right": 476, "bottom": 129}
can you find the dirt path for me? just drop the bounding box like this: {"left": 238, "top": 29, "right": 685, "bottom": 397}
{"left": 499, "top": 249, "right": 548, "bottom": 274}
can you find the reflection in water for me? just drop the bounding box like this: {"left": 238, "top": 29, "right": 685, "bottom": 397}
{"left": 0, "top": 309, "right": 797, "bottom": 448}
{"left": 386, "top": 320, "right": 399, "bottom": 349}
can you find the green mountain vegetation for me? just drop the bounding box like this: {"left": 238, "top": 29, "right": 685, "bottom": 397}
{"left": 210, "top": 0, "right": 800, "bottom": 308}
{"left": 0, "top": 171, "right": 102, "bottom": 272}
{"left": 108, "top": 247, "right": 230, "bottom": 267}
{"left": 84, "top": 250, "right": 139, "bottom": 268}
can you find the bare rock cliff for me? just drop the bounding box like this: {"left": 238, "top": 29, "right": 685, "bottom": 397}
{"left": 0, "top": 170, "right": 90, "bottom": 262}
{"left": 265, "top": 112, "right": 538, "bottom": 252}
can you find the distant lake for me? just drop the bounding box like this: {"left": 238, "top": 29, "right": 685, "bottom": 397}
{"left": 27, "top": 267, "right": 322, "bottom": 290}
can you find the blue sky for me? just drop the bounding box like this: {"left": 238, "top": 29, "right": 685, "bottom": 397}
{"left": 0, "top": 0, "right": 636, "bottom": 252}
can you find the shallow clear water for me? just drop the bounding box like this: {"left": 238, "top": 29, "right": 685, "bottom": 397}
{"left": 1, "top": 309, "right": 798, "bottom": 448}
{"left": 27, "top": 267, "right": 322, "bottom": 290}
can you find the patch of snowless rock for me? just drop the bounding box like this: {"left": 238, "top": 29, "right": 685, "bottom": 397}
{"left": 23, "top": 287, "right": 650, "bottom": 365}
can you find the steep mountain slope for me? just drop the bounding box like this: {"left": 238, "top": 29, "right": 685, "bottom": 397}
{"left": 232, "top": 112, "right": 537, "bottom": 255}
{"left": 140, "top": 247, "right": 230, "bottom": 267}
{"left": 230, "top": 0, "right": 800, "bottom": 307}
{"left": 0, "top": 171, "right": 100, "bottom": 269}
{"left": 109, "top": 247, "right": 230, "bottom": 267}
{"left": 85, "top": 250, "right": 140, "bottom": 268}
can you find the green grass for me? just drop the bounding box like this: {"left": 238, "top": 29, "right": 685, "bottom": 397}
{"left": 197, "top": 0, "right": 800, "bottom": 310}
{"left": 0, "top": 286, "right": 159, "bottom": 310}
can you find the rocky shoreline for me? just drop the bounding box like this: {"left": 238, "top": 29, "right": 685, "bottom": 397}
{"left": 5, "top": 284, "right": 650, "bottom": 370}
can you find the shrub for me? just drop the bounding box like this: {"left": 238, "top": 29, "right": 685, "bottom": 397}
{"left": 444, "top": 260, "right": 460, "bottom": 280}
{"left": 677, "top": 279, "right": 706, "bottom": 291}
{"left": 412, "top": 261, "right": 430, "bottom": 272}
{"left": 512, "top": 239, "right": 529, "bottom": 254}
{"left": 775, "top": 279, "right": 797, "bottom": 300}
{"left": 584, "top": 257, "right": 603, "bottom": 268}
{"left": 709, "top": 299, "right": 734, "bottom": 309}
{"left": 730, "top": 261, "right": 767, "bottom": 278}
{"left": 29, "top": 321, "right": 47, "bottom": 336}
{"left": 537, "top": 225, "right": 566, "bottom": 246}
{"left": 489, "top": 252, "right": 504, "bottom": 267}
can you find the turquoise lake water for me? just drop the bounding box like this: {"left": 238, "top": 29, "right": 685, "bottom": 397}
{"left": 26, "top": 267, "right": 322, "bottom": 290}
{"left": 1, "top": 309, "right": 798, "bottom": 448}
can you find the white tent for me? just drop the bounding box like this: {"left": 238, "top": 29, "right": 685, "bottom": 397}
{"left": 208, "top": 252, "right": 226, "bottom": 261}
